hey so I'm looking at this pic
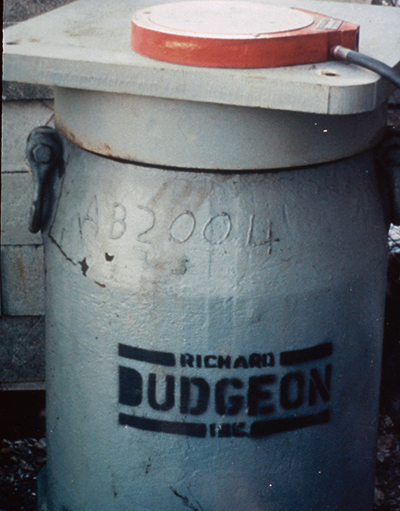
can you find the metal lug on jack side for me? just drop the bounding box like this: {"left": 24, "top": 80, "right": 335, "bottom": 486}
{"left": 26, "top": 126, "right": 64, "bottom": 234}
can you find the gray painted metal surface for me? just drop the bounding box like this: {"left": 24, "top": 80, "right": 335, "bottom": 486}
{"left": 54, "top": 87, "right": 387, "bottom": 169}
{"left": 3, "top": 0, "right": 400, "bottom": 115}
{"left": 41, "top": 142, "right": 388, "bottom": 510}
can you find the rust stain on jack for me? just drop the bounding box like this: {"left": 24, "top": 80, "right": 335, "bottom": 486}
{"left": 56, "top": 118, "right": 114, "bottom": 157}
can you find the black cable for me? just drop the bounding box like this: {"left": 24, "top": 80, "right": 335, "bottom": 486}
{"left": 330, "top": 45, "right": 400, "bottom": 89}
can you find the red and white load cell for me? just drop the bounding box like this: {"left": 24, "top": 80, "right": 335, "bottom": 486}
{"left": 131, "top": 1, "right": 359, "bottom": 68}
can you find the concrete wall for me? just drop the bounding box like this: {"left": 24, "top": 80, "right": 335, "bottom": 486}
{"left": 1, "top": 0, "right": 76, "bottom": 387}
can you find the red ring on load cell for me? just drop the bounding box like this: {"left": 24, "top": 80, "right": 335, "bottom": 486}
{"left": 131, "top": 1, "right": 359, "bottom": 68}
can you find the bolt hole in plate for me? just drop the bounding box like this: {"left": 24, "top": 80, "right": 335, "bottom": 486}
{"left": 131, "top": 1, "right": 359, "bottom": 68}
{"left": 319, "top": 69, "right": 340, "bottom": 76}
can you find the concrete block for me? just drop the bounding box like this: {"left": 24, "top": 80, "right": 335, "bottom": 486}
{"left": 2, "top": 81, "right": 54, "bottom": 101}
{"left": 1, "top": 172, "right": 43, "bottom": 245}
{"left": 3, "top": 0, "right": 77, "bottom": 24}
{"left": 1, "top": 99, "right": 54, "bottom": 172}
{"left": 1, "top": 245, "right": 45, "bottom": 316}
{"left": 0, "top": 315, "right": 45, "bottom": 383}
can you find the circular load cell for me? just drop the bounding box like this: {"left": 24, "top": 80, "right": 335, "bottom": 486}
{"left": 136, "top": 2, "right": 314, "bottom": 36}
{"left": 131, "top": 1, "right": 359, "bottom": 68}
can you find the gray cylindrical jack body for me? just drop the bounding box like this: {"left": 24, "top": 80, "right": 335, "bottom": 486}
{"left": 42, "top": 136, "right": 387, "bottom": 511}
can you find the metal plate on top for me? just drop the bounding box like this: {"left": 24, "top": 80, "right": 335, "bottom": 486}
{"left": 3, "top": 0, "right": 400, "bottom": 114}
{"left": 133, "top": 2, "right": 314, "bottom": 37}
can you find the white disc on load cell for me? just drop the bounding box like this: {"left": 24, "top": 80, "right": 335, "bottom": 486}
{"left": 131, "top": 0, "right": 359, "bottom": 68}
{"left": 134, "top": 1, "right": 315, "bottom": 38}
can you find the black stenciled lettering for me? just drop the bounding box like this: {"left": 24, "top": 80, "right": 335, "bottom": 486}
{"left": 148, "top": 374, "right": 175, "bottom": 411}
{"left": 251, "top": 409, "right": 330, "bottom": 438}
{"left": 249, "top": 354, "right": 262, "bottom": 368}
{"left": 119, "top": 366, "right": 142, "bottom": 407}
{"left": 280, "top": 342, "right": 333, "bottom": 366}
{"left": 233, "top": 356, "right": 248, "bottom": 369}
{"left": 218, "top": 423, "right": 231, "bottom": 437}
{"left": 218, "top": 355, "right": 231, "bottom": 369}
{"left": 248, "top": 375, "right": 276, "bottom": 416}
{"left": 262, "top": 353, "right": 275, "bottom": 367}
{"left": 232, "top": 422, "right": 247, "bottom": 437}
{"left": 180, "top": 353, "right": 194, "bottom": 368}
{"left": 196, "top": 355, "right": 202, "bottom": 368}
{"left": 309, "top": 364, "right": 332, "bottom": 405}
{"left": 119, "top": 344, "right": 176, "bottom": 367}
{"left": 119, "top": 414, "right": 207, "bottom": 438}
{"left": 215, "top": 378, "right": 244, "bottom": 415}
{"left": 280, "top": 371, "right": 305, "bottom": 410}
{"left": 180, "top": 377, "right": 210, "bottom": 415}
{"left": 204, "top": 355, "right": 217, "bottom": 368}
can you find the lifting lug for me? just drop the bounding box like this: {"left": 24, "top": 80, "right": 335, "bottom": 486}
{"left": 26, "top": 126, "right": 64, "bottom": 234}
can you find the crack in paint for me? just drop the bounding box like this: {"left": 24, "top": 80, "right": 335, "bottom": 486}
{"left": 169, "top": 486, "right": 204, "bottom": 511}
{"left": 49, "top": 235, "right": 90, "bottom": 279}
{"left": 49, "top": 233, "right": 76, "bottom": 266}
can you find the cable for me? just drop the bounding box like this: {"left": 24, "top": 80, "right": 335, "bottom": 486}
{"left": 330, "top": 45, "right": 400, "bottom": 88}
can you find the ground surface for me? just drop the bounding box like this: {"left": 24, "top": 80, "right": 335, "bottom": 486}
{"left": 0, "top": 392, "right": 400, "bottom": 510}
{"left": 0, "top": 391, "right": 46, "bottom": 511}
{"left": 375, "top": 414, "right": 400, "bottom": 510}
